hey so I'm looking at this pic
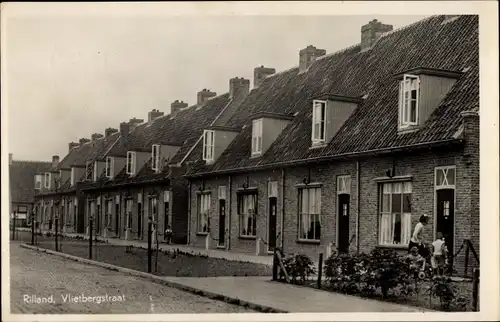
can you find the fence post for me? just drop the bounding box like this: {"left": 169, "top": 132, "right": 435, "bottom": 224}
{"left": 89, "top": 216, "right": 93, "bottom": 260}
{"left": 272, "top": 250, "right": 278, "bottom": 281}
{"left": 464, "top": 239, "right": 470, "bottom": 277}
{"left": 317, "top": 253, "right": 323, "bottom": 289}
{"left": 148, "top": 217, "right": 152, "bottom": 273}
{"left": 55, "top": 217, "right": 59, "bottom": 252}
{"left": 472, "top": 268, "right": 479, "bottom": 311}
{"left": 31, "top": 215, "right": 35, "bottom": 245}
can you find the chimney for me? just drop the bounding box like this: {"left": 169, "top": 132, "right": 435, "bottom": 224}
{"left": 79, "top": 138, "right": 90, "bottom": 145}
{"left": 52, "top": 155, "right": 60, "bottom": 168}
{"left": 105, "top": 127, "right": 118, "bottom": 137}
{"left": 91, "top": 133, "right": 104, "bottom": 141}
{"left": 120, "top": 122, "right": 130, "bottom": 136}
{"left": 229, "top": 77, "right": 250, "bottom": 99}
{"left": 197, "top": 89, "right": 217, "bottom": 107}
{"left": 254, "top": 66, "right": 276, "bottom": 88}
{"left": 171, "top": 100, "right": 188, "bottom": 117}
{"left": 128, "top": 117, "right": 144, "bottom": 132}
{"left": 68, "top": 142, "right": 79, "bottom": 152}
{"left": 148, "top": 109, "right": 164, "bottom": 122}
{"left": 9, "top": 153, "right": 12, "bottom": 166}
{"left": 360, "top": 19, "right": 393, "bottom": 51}
{"left": 299, "top": 45, "right": 326, "bottom": 73}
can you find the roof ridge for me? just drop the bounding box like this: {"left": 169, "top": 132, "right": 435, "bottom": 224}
{"left": 376, "top": 15, "right": 440, "bottom": 41}
{"left": 11, "top": 160, "right": 51, "bottom": 164}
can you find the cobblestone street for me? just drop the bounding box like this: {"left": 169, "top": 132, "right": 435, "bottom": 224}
{"left": 9, "top": 242, "right": 256, "bottom": 314}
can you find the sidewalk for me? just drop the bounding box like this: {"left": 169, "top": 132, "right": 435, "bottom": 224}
{"left": 162, "top": 276, "right": 432, "bottom": 312}
{"left": 15, "top": 227, "right": 273, "bottom": 266}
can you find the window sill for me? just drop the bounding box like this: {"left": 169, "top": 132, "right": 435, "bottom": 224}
{"left": 196, "top": 232, "right": 209, "bottom": 236}
{"left": 309, "top": 143, "right": 327, "bottom": 150}
{"left": 377, "top": 244, "right": 408, "bottom": 250}
{"left": 398, "top": 125, "right": 420, "bottom": 135}
{"left": 239, "top": 235, "right": 257, "bottom": 240}
{"left": 250, "top": 153, "right": 262, "bottom": 159}
{"left": 297, "top": 239, "right": 321, "bottom": 245}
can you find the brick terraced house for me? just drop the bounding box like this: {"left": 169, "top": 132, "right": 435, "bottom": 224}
{"left": 34, "top": 78, "right": 251, "bottom": 245}
{"left": 184, "top": 15, "right": 479, "bottom": 273}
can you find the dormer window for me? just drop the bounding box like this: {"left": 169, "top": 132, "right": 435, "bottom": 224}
{"left": 399, "top": 74, "right": 420, "bottom": 128}
{"left": 93, "top": 161, "right": 98, "bottom": 181}
{"left": 251, "top": 119, "right": 263, "bottom": 156}
{"left": 70, "top": 168, "right": 76, "bottom": 186}
{"left": 44, "top": 173, "right": 51, "bottom": 189}
{"left": 126, "top": 151, "right": 136, "bottom": 175}
{"left": 151, "top": 144, "right": 160, "bottom": 172}
{"left": 35, "top": 174, "right": 43, "bottom": 190}
{"left": 202, "top": 130, "right": 215, "bottom": 162}
{"left": 85, "top": 161, "right": 93, "bottom": 181}
{"left": 105, "top": 156, "right": 114, "bottom": 179}
{"left": 312, "top": 100, "right": 327, "bottom": 145}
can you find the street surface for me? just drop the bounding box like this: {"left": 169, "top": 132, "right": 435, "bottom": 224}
{"left": 9, "top": 242, "right": 256, "bottom": 314}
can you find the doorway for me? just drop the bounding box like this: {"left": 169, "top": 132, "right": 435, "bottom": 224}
{"left": 337, "top": 175, "right": 351, "bottom": 254}
{"left": 435, "top": 166, "right": 456, "bottom": 267}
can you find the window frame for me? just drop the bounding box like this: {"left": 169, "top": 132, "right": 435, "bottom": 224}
{"left": 311, "top": 100, "right": 327, "bottom": 145}
{"left": 85, "top": 161, "right": 93, "bottom": 181}
{"left": 151, "top": 144, "right": 161, "bottom": 172}
{"left": 44, "top": 173, "right": 51, "bottom": 189}
{"left": 93, "top": 161, "right": 98, "bottom": 181}
{"left": 105, "top": 156, "right": 114, "bottom": 179}
{"left": 378, "top": 181, "right": 413, "bottom": 247}
{"left": 126, "top": 151, "right": 136, "bottom": 175}
{"left": 202, "top": 130, "right": 215, "bottom": 162}
{"left": 251, "top": 119, "right": 263, "bottom": 156}
{"left": 399, "top": 74, "right": 420, "bottom": 128}
{"left": 297, "top": 186, "right": 322, "bottom": 242}
{"left": 238, "top": 191, "right": 258, "bottom": 238}
{"left": 35, "top": 174, "right": 43, "bottom": 190}
{"left": 197, "top": 192, "right": 211, "bottom": 234}
{"left": 70, "top": 168, "right": 76, "bottom": 186}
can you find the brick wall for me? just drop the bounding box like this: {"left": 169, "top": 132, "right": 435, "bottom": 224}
{"left": 188, "top": 141, "right": 479, "bottom": 274}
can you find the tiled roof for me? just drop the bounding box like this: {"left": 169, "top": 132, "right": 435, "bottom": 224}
{"left": 10, "top": 160, "right": 52, "bottom": 203}
{"left": 187, "top": 15, "right": 479, "bottom": 176}
{"left": 87, "top": 133, "right": 120, "bottom": 162}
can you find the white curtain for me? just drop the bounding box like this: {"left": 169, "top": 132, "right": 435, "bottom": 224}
{"left": 380, "top": 214, "right": 392, "bottom": 245}
{"left": 301, "top": 190, "right": 309, "bottom": 239}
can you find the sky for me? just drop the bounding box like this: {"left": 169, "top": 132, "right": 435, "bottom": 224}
{"left": 3, "top": 4, "right": 429, "bottom": 161}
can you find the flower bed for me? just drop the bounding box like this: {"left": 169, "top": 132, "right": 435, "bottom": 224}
{"left": 15, "top": 231, "right": 272, "bottom": 278}
{"left": 276, "top": 248, "right": 474, "bottom": 312}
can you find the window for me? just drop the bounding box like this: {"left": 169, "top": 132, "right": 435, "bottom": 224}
{"left": 105, "top": 157, "right": 114, "bottom": 178}
{"left": 93, "top": 161, "right": 98, "bottom": 181}
{"left": 35, "top": 175, "right": 43, "bottom": 189}
{"left": 197, "top": 193, "right": 211, "bottom": 233}
{"left": 151, "top": 144, "right": 160, "bottom": 172}
{"left": 399, "top": 74, "right": 420, "bottom": 128}
{"left": 68, "top": 200, "right": 73, "bottom": 226}
{"left": 202, "top": 130, "right": 215, "bottom": 162}
{"left": 126, "top": 151, "right": 136, "bottom": 175}
{"left": 238, "top": 192, "right": 257, "bottom": 237}
{"left": 70, "top": 168, "right": 76, "bottom": 186}
{"left": 337, "top": 175, "right": 351, "bottom": 194}
{"left": 44, "top": 173, "right": 51, "bottom": 189}
{"left": 251, "top": 119, "right": 263, "bottom": 155}
{"left": 312, "top": 100, "right": 327, "bottom": 144}
{"left": 218, "top": 186, "right": 226, "bottom": 200}
{"left": 298, "top": 187, "right": 321, "bottom": 241}
{"left": 379, "top": 182, "right": 412, "bottom": 246}
{"left": 86, "top": 161, "right": 93, "bottom": 181}
{"left": 268, "top": 181, "right": 278, "bottom": 198}
{"left": 435, "top": 166, "right": 456, "bottom": 189}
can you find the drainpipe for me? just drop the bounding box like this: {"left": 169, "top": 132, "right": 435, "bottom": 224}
{"left": 281, "top": 168, "right": 285, "bottom": 250}
{"left": 228, "top": 175, "right": 232, "bottom": 250}
{"left": 356, "top": 161, "right": 361, "bottom": 254}
{"left": 187, "top": 180, "right": 191, "bottom": 245}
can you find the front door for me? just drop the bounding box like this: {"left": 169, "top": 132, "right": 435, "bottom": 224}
{"left": 137, "top": 203, "right": 143, "bottom": 239}
{"left": 96, "top": 204, "right": 101, "bottom": 235}
{"left": 436, "top": 189, "right": 455, "bottom": 264}
{"left": 218, "top": 199, "right": 226, "bottom": 247}
{"left": 115, "top": 203, "right": 120, "bottom": 236}
{"left": 337, "top": 194, "right": 350, "bottom": 253}
{"left": 268, "top": 197, "right": 278, "bottom": 252}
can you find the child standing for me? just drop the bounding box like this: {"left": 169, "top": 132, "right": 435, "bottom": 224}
{"left": 407, "top": 246, "right": 426, "bottom": 278}
{"left": 165, "top": 225, "right": 172, "bottom": 244}
{"left": 431, "top": 232, "right": 448, "bottom": 277}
